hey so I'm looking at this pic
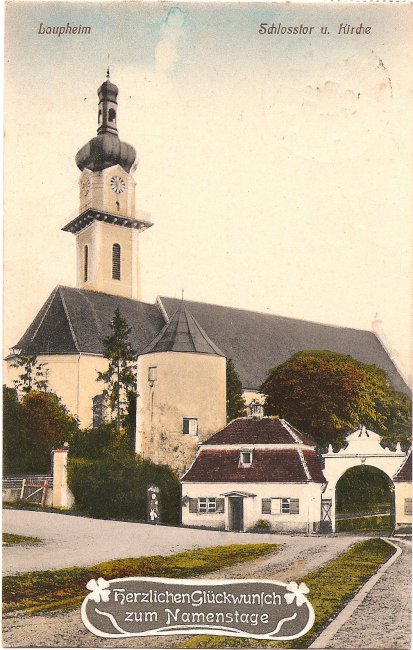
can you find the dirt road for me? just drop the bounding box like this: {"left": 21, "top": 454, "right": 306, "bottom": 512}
{"left": 3, "top": 509, "right": 364, "bottom": 648}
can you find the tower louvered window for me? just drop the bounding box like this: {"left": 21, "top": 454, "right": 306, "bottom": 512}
{"left": 112, "top": 243, "right": 121, "bottom": 280}
{"left": 84, "top": 245, "right": 89, "bottom": 282}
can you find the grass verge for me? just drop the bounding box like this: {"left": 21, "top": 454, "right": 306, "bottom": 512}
{"left": 3, "top": 543, "right": 279, "bottom": 615}
{"left": 180, "top": 538, "right": 395, "bottom": 649}
{"left": 3, "top": 533, "right": 42, "bottom": 546}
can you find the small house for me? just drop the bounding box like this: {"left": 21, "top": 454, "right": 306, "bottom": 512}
{"left": 181, "top": 417, "right": 326, "bottom": 533}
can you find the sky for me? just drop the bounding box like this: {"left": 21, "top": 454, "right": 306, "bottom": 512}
{"left": 4, "top": 2, "right": 413, "bottom": 384}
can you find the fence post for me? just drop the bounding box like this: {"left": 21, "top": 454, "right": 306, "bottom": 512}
{"left": 20, "top": 478, "right": 26, "bottom": 501}
{"left": 41, "top": 480, "right": 48, "bottom": 508}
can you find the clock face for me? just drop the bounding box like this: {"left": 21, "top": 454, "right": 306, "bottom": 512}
{"left": 80, "top": 177, "right": 91, "bottom": 197}
{"left": 110, "top": 176, "right": 126, "bottom": 194}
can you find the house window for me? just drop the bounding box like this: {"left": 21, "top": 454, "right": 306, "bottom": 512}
{"left": 188, "top": 497, "right": 225, "bottom": 514}
{"left": 148, "top": 366, "right": 157, "bottom": 384}
{"left": 84, "top": 245, "right": 89, "bottom": 282}
{"left": 183, "top": 417, "right": 198, "bottom": 435}
{"left": 199, "top": 498, "right": 216, "bottom": 513}
{"left": 262, "top": 498, "right": 299, "bottom": 515}
{"left": 282, "top": 498, "right": 300, "bottom": 514}
{"left": 404, "top": 498, "right": 412, "bottom": 515}
{"left": 92, "top": 393, "right": 105, "bottom": 427}
{"left": 112, "top": 243, "right": 121, "bottom": 280}
{"left": 240, "top": 450, "right": 253, "bottom": 466}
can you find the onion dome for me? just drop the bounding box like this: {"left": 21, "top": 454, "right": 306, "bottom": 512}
{"left": 75, "top": 72, "right": 137, "bottom": 173}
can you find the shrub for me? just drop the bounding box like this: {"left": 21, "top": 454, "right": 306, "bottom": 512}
{"left": 248, "top": 519, "right": 272, "bottom": 533}
{"left": 337, "top": 514, "right": 391, "bottom": 533}
{"left": 67, "top": 450, "right": 180, "bottom": 524}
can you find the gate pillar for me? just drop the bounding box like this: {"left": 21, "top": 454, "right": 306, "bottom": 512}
{"left": 52, "top": 444, "right": 74, "bottom": 508}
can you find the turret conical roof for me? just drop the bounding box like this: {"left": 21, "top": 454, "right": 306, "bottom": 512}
{"left": 141, "top": 304, "right": 225, "bottom": 356}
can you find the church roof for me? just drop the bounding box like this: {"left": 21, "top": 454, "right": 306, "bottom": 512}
{"left": 12, "top": 286, "right": 165, "bottom": 357}
{"left": 141, "top": 304, "right": 224, "bottom": 356}
{"left": 11, "top": 288, "right": 409, "bottom": 395}
{"left": 158, "top": 297, "right": 409, "bottom": 394}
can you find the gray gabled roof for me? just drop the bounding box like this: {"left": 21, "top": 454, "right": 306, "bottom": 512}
{"left": 158, "top": 297, "right": 409, "bottom": 394}
{"left": 141, "top": 303, "right": 224, "bottom": 356}
{"left": 13, "top": 286, "right": 165, "bottom": 357}
{"left": 11, "top": 287, "right": 409, "bottom": 395}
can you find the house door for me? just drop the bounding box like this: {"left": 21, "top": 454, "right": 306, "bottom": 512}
{"left": 229, "top": 497, "right": 244, "bottom": 531}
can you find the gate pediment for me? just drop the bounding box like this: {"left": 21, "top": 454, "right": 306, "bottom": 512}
{"left": 323, "top": 425, "right": 406, "bottom": 487}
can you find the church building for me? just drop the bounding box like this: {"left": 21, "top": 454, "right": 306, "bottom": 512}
{"left": 6, "top": 75, "right": 409, "bottom": 476}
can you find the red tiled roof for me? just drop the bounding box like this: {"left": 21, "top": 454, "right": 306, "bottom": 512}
{"left": 182, "top": 448, "right": 325, "bottom": 483}
{"left": 394, "top": 451, "right": 412, "bottom": 482}
{"left": 204, "top": 418, "right": 314, "bottom": 447}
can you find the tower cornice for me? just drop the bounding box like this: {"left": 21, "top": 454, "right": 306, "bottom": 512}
{"left": 62, "top": 209, "right": 153, "bottom": 235}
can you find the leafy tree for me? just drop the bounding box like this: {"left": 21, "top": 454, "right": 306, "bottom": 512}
{"left": 12, "top": 355, "right": 49, "bottom": 397}
{"left": 3, "top": 387, "right": 79, "bottom": 474}
{"left": 226, "top": 359, "right": 246, "bottom": 421}
{"left": 260, "top": 350, "right": 411, "bottom": 451}
{"left": 97, "top": 308, "right": 137, "bottom": 434}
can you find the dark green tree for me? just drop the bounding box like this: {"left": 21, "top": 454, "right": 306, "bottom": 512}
{"left": 260, "top": 350, "right": 411, "bottom": 451}
{"left": 68, "top": 422, "right": 180, "bottom": 523}
{"left": 336, "top": 466, "right": 392, "bottom": 515}
{"left": 97, "top": 308, "right": 137, "bottom": 435}
{"left": 12, "top": 355, "right": 49, "bottom": 397}
{"left": 3, "top": 386, "right": 29, "bottom": 474}
{"left": 226, "top": 359, "right": 246, "bottom": 421}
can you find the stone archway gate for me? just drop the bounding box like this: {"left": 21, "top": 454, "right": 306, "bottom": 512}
{"left": 321, "top": 426, "right": 406, "bottom": 532}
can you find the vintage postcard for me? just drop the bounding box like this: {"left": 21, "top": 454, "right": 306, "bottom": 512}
{"left": 2, "top": 1, "right": 412, "bottom": 649}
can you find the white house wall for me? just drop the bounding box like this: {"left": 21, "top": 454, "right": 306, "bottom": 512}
{"left": 181, "top": 481, "right": 323, "bottom": 532}
{"left": 394, "top": 481, "right": 412, "bottom": 530}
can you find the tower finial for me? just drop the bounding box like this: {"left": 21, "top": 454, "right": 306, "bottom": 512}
{"left": 181, "top": 288, "right": 184, "bottom": 303}
{"left": 107, "top": 53, "right": 110, "bottom": 79}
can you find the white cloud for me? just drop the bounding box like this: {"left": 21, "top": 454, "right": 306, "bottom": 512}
{"left": 155, "top": 7, "right": 186, "bottom": 75}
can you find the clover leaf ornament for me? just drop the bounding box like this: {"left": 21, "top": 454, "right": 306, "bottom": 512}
{"left": 86, "top": 577, "right": 111, "bottom": 603}
{"left": 284, "top": 581, "right": 310, "bottom": 607}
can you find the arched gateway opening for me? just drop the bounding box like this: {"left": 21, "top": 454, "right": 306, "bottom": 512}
{"left": 321, "top": 426, "right": 406, "bottom": 533}
{"left": 335, "top": 465, "right": 393, "bottom": 533}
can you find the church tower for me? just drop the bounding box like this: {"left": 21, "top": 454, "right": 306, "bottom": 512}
{"left": 63, "top": 72, "right": 152, "bottom": 300}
